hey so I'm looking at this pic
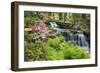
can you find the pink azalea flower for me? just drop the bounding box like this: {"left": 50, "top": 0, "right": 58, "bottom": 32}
{"left": 39, "top": 26, "right": 46, "bottom": 32}
{"left": 38, "top": 24, "right": 49, "bottom": 38}
{"left": 31, "top": 20, "right": 49, "bottom": 39}
{"left": 31, "top": 26, "right": 35, "bottom": 32}
{"left": 38, "top": 20, "right": 45, "bottom": 26}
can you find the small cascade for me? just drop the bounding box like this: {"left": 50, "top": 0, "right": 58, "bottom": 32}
{"left": 49, "top": 22, "right": 89, "bottom": 51}
{"left": 74, "top": 31, "right": 89, "bottom": 51}
{"left": 50, "top": 22, "right": 58, "bottom": 28}
{"left": 63, "top": 31, "right": 74, "bottom": 43}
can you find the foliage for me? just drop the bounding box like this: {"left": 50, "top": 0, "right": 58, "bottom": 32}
{"left": 24, "top": 42, "right": 36, "bottom": 61}
{"left": 24, "top": 32, "right": 33, "bottom": 42}
{"left": 60, "top": 42, "right": 90, "bottom": 59}
{"left": 25, "top": 34, "right": 90, "bottom": 61}
{"left": 45, "top": 36, "right": 90, "bottom": 60}
{"left": 24, "top": 17, "right": 40, "bottom": 27}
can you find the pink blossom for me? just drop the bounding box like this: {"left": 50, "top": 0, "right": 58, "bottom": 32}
{"left": 31, "top": 26, "right": 35, "bottom": 32}
{"left": 38, "top": 20, "right": 45, "bottom": 26}
{"left": 39, "top": 26, "right": 46, "bottom": 32}
{"left": 38, "top": 24, "right": 49, "bottom": 38}
{"left": 31, "top": 20, "right": 49, "bottom": 39}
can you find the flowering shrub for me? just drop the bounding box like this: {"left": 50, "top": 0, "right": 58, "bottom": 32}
{"left": 31, "top": 20, "right": 48, "bottom": 40}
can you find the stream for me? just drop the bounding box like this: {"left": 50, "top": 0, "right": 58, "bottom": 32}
{"left": 49, "top": 22, "right": 90, "bottom": 52}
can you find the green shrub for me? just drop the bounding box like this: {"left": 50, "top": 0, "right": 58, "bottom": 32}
{"left": 61, "top": 42, "right": 90, "bottom": 59}
{"left": 44, "top": 46, "right": 64, "bottom": 60}
{"left": 24, "top": 17, "right": 32, "bottom": 27}
{"left": 24, "top": 17, "right": 39, "bottom": 27}
{"left": 25, "top": 42, "right": 37, "bottom": 61}
{"left": 24, "top": 32, "right": 33, "bottom": 42}
{"left": 46, "top": 36, "right": 90, "bottom": 60}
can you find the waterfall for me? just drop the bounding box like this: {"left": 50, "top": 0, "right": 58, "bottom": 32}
{"left": 49, "top": 22, "right": 89, "bottom": 51}
{"left": 50, "top": 22, "right": 58, "bottom": 28}
{"left": 63, "top": 31, "right": 74, "bottom": 43}
{"left": 74, "top": 31, "right": 89, "bottom": 51}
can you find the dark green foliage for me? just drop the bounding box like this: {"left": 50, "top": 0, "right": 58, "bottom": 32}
{"left": 24, "top": 32, "right": 33, "bottom": 42}
{"left": 25, "top": 42, "right": 36, "bottom": 61}
{"left": 24, "top": 17, "right": 40, "bottom": 27}
{"left": 24, "top": 11, "right": 33, "bottom": 17}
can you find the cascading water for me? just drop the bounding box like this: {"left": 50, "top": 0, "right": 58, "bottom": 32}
{"left": 50, "top": 22, "right": 58, "bottom": 28}
{"left": 63, "top": 31, "right": 74, "bottom": 43}
{"left": 74, "top": 31, "right": 89, "bottom": 51}
{"left": 49, "top": 22, "right": 89, "bottom": 52}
